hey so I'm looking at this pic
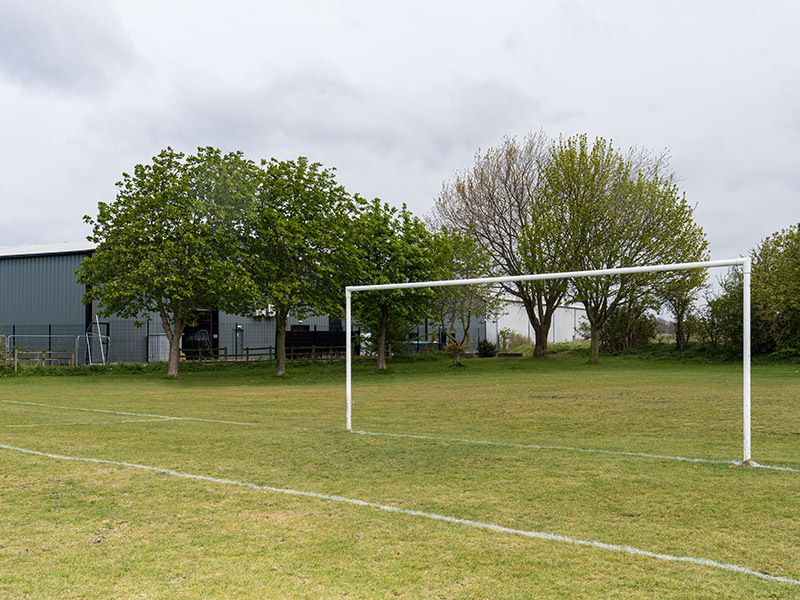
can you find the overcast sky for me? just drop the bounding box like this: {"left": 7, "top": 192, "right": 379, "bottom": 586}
{"left": 1, "top": 0, "right": 798, "bottom": 261}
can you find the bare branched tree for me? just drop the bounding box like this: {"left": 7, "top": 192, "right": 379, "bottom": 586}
{"left": 429, "top": 131, "right": 572, "bottom": 358}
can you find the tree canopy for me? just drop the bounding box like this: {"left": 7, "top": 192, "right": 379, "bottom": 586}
{"left": 540, "top": 134, "right": 707, "bottom": 362}
{"left": 78, "top": 134, "right": 722, "bottom": 373}
{"left": 243, "top": 157, "right": 357, "bottom": 376}
{"left": 431, "top": 131, "right": 571, "bottom": 358}
{"left": 428, "top": 227, "right": 502, "bottom": 364}
{"left": 77, "top": 147, "right": 258, "bottom": 377}
{"left": 351, "top": 199, "right": 435, "bottom": 369}
{"left": 751, "top": 224, "right": 800, "bottom": 355}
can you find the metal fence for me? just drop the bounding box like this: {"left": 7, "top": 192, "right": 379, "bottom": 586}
{"left": 1, "top": 322, "right": 349, "bottom": 367}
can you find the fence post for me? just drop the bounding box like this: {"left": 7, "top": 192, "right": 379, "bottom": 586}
{"left": 14, "top": 348, "right": 18, "bottom": 373}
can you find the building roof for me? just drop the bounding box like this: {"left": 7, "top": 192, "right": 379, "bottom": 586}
{"left": 0, "top": 241, "right": 96, "bottom": 259}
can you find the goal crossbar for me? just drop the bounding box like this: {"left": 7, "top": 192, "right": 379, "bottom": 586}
{"left": 345, "top": 258, "right": 753, "bottom": 463}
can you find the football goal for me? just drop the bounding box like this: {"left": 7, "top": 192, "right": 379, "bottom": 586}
{"left": 345, "top": 258, "right": 753, "bottom": 464}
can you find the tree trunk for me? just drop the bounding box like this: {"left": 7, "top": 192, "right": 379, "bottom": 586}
{"left": 275, "top": 307, "right": 288, "bottom": 376}
{"left": 533, "top": 337, "right": 547, "bottom": 358}
{"left": 160, "top": 306, "right": 184, "bottom": 379}
{"left": 521, "top": 297, "right": 555, "bottom": 359}
{"left": 531, "top": 322, "right": 549, "bottom": 358}
{"left": 451, "top": 347, "right": 461, "bottom": 365}
{"left": 376, "top": 304, "right": 389, "bottom": 370}
{"left": 589, "top": 324, "right": 600, "bottom": 363}
{"left": 167, "top": 329, "right": 182, "bottom": 378}
{"left": 674, "top": 307, "right": 688, "bottom": 350}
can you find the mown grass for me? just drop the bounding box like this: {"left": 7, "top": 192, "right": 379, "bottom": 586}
{"left": 0, "top": 354, "right": 798, "bottom": 599}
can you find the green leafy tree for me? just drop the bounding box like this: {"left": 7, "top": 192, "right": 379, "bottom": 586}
{"left": 351, "top": 200, "right": 435, "bottom": 370}
{"left": 428, "top": 228, "right": 502, "bottom": 365}
{"left": 751, "top": 224, "right": 800, "bottom": 355}
{"left": 595, "top": 298, "right": 658, "bottom": 353}
{"left": 244, "top": 157, "right": 357, "bottom": 376}
{"left": 541, "top": 134, "right": 707, "bottom": 362}
{"left": 78, "top": 147, "right": 258, "bottom": 378}
{"left": 699, "top": 225, "right": 800, "bottom": 357}
{"left": 700, "top": 268, "right": 743, "bottom": 354}
{"left": 658, "top": 269, "right": 707, "bottom": 350}
{"left": 431, "top": 131, "right": 572, "bottom": 359}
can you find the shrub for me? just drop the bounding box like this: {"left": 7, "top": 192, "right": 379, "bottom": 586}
{"left": 477, "top": 339, "right": 497, "bottom": 357}
{"left": 580, "top": 303, "right": 657, "bottom": 353}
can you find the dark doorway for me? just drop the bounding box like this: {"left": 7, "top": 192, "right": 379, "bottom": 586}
{"left": 182, "top": 310, "right": 219, "bottom": 359}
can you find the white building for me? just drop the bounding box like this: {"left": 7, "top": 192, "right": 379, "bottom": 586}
{"left": 485, "top": 301, "right": 587, "bottom": 347}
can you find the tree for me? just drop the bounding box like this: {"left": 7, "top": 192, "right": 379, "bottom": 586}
{"left": 541, "top": 134, "right": 707, "bottom": 362}
{"left": 431, "top": 131, "right": 572, "bottom": 359}
{"left": 658, "top": 269, "right": 707, "bottom": 350}
{"left": 751, "top": 224, "right": 800, "bottom": 355}
{"left": 78, "top": 147, "right": 258, "bottom": 378}
{"left": 701, "top": 225, "right": 800, "bottom": 357}
{"left": 428, "top": 228, "right": 502, "bottom": 365}
{"left": 700, "top": 268, "right": 743, "bottom": 354}
{"left": 244, "top": 157, "right": 357, "bottom": 376}
{"left": 351, "top": 199, "right": 435, "bottom": 370}
{"left": 592, "top": 297, "right": 658, "bottom": 353}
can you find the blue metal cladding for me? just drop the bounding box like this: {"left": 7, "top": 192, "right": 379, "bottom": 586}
{"left": 0, "top": 252, "right": 90, "bottom": 328}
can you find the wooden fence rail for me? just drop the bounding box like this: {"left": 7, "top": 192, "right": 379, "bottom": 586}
{"left": 181, "top": 345, "right": 347, "bottom": 363}
{"left": 8, "top": 349, "right": 75, "bottom": 371}
{"left": 250, "top": 345, "right": 346, "bottom": 361}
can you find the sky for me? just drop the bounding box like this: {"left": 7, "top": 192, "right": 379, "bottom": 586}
{"left": 1, "top": 0, "right": 798, "bottom": 262}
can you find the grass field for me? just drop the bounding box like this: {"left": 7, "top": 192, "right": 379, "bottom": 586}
{"left": 1, "top": 354, "right": 798, "bottom": 599}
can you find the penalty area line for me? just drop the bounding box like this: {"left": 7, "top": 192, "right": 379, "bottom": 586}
{"left": 0, "top": 442, "right": 797, "bottom": 586}
{"left": 0, "top": 399, "right": 257, "bottom": 426}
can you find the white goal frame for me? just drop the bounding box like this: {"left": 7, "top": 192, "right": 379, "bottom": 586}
{"left": 345, "top": 258, "right": 754, "bottom": 464}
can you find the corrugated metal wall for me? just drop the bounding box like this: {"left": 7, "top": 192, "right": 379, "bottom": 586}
{"left": 0, "top": 252, "right": 90, "bottom": 328}
{"left": 1, "top": 250, "right": 339, "bottom": 363}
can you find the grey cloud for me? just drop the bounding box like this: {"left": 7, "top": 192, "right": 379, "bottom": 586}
{"left": 98, "top": 62, "right": 538, "bottom": 174}
{"left": 0, "top": 0, "right": 135, "bottom": 93}
{"left": 80, "top": 64, "right": 539, "bottom": 222}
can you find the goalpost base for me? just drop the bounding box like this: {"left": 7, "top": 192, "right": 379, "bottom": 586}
{"left": 731, "top": 459, "right": 760, "bottom": 468}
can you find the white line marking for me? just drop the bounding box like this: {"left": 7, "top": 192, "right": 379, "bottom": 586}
{"left": 3, "top": 418, "right": 178, "bottom": 428}
{"left": 749, "top": 463, "right": 800, "bottom": 473}
{"left": 0, "top": 399, "right": 256, "bottom": 426}
{"left": 0, "top": 442, "right": 797, "bottom": 586}
{"left": 345, "top": 430, "right": 800, "bottom": 473}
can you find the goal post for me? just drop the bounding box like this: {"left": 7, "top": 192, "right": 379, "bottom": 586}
{"left": 345, "top": 258, "right": 753, "bottom": 464}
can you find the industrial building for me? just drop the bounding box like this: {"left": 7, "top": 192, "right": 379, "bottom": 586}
{"left": 0, "top": 242, "right": 338, "bottom": 365}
